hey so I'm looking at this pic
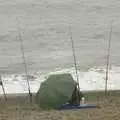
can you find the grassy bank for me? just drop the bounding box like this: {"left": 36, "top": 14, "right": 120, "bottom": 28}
{"left": 0, "top": 91, "right": 120, "bottom": 120}
{"left": 84, "top": 90, "right": 120, "bottom": 101}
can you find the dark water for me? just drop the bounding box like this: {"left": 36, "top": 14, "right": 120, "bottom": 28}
{"left": 0, "top": 0, "right": 120, "bottom": 74}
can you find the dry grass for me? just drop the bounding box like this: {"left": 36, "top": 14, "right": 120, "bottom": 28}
{"left": 0, "top": 95, "right": 120, "bottom": 120}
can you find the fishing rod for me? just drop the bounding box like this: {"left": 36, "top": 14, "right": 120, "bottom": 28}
{"left": 69, "top": 25, "right": 80, "bottom": 91}
{"left": 0, "top": 76, "right": 7, "bottom": 101}
{"left": 17, "top": 19, "right": 32, "bottom": 104}
{"left": 105, "top": 22, "right": 113, "bottom": 97}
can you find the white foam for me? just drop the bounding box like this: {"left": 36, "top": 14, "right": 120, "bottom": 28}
{"left": 0, "top": 66, "right": 120, "bottom": 94}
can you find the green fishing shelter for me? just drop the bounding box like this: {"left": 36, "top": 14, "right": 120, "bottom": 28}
{"left": 36, "top": 73, "right": 82, "bottom": 109}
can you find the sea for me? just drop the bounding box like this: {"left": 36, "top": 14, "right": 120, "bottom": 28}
{"left": 0, "top": 0, "right": 120, "bottom": 94}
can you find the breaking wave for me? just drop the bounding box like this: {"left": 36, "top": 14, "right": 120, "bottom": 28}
{"left": 0, "top": 66, "right": 120, "bottom": 94}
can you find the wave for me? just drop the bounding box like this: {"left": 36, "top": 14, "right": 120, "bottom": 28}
{"left": 0, "top": 66, "right": 120, "bottom": 94}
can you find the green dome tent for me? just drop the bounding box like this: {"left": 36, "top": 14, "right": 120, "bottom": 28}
{"left": 36, "top": 73, "right": 83, "bottom": 109}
